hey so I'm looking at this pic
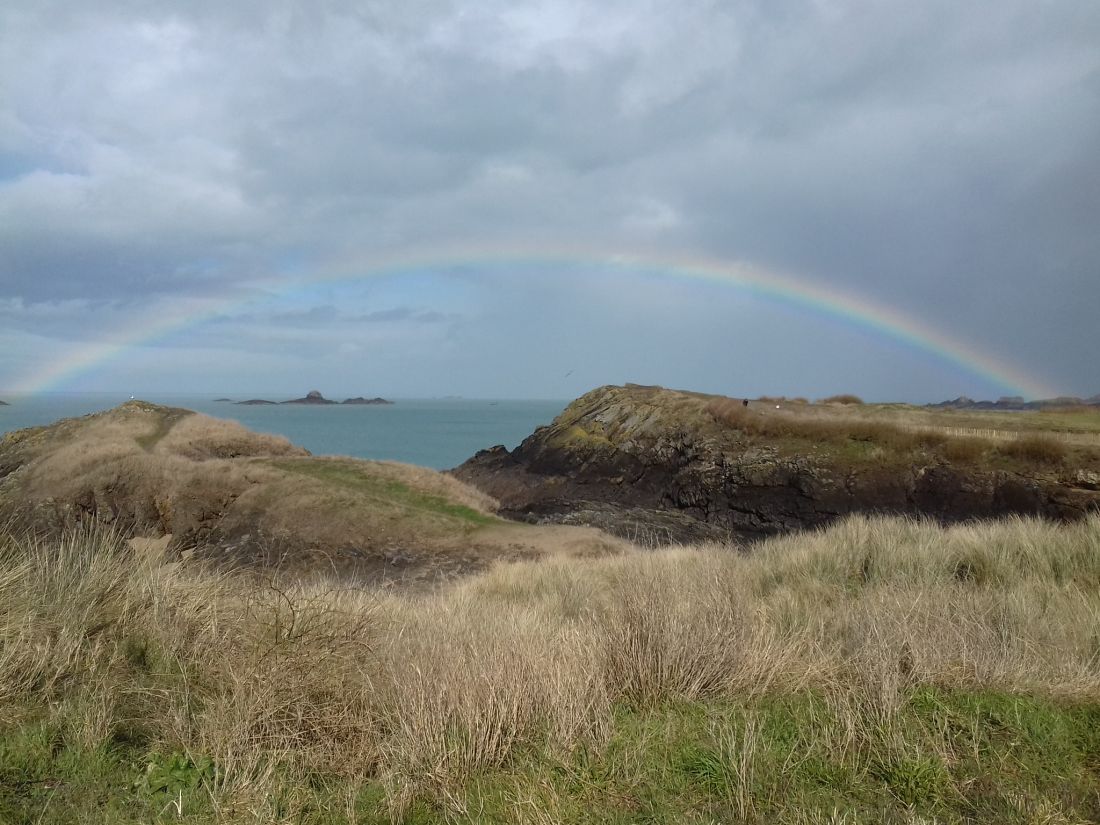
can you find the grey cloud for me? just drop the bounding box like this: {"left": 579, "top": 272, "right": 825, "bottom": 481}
{"left": 213, "top": 304, "right": 459, "bottom": 327}
{"left": 1, "top": 0, "right": 1097, "bottom": 396}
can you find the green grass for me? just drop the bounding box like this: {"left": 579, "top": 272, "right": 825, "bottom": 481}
{"left": 399, "top": 688, "right": 1100, "bottom": 823}
{"left": 0, "top": 722, "right": 213, "bottom": 824}
{"left": 273, "top": 459, "right": 497, "bottom": 526}
{"left": 5, "top": 689, "right": 1099, "bottom": 824}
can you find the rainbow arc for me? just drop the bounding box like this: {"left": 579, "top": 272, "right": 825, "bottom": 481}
{"left": 7, "top": 246, "right": 1057, "bottom": 399}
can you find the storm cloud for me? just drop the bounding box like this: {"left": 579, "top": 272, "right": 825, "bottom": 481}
{"left": 1, "top": 0, "right": 1097, "bottom": 399}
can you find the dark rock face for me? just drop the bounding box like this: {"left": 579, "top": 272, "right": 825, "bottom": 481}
{"left": 283, "top": 390, "right": 336, "bottom": 405}
{"left": 342, "top": 397, "right": 394, "bottom": 405}
{"left": 452, "top": 385, "right": 1100, "bottom": 545}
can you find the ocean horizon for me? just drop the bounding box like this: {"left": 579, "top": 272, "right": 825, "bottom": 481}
{"left": 0, "top": 394, "right": 568, "bottom": 470}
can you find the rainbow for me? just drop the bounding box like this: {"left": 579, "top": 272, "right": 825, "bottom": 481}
{"left": 5, "top": 245, "right": 1058, "bottom": 398}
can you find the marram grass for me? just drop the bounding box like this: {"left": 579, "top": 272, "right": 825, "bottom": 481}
{"left": 1, "top": 514, "right": 1099, "bottom": 823}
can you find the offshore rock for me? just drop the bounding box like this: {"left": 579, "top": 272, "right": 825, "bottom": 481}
{"left": 283, "top": 390, "right": 337, "bottom": 404}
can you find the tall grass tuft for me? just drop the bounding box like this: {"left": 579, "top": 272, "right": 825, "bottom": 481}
{"left": 998, "top": 433, "right": 1068, "bottom": 465}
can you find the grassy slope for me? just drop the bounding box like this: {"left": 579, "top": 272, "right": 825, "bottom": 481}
{"left": 3, "top": 514, "right": 1100, "bottom": 823}
{"left": 543, "top": 385, "right": 1100, "bottom": 475}
{"left": 273, "top": 458, "right": 497, "bottom": 528}
{"left": 0, "top": 404, "right": 506, "bottom": 576}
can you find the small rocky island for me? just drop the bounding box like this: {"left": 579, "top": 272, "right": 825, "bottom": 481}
{"left": 0, "top": 400, "right": 9, "bottom": 406}
{"left": 342, "top": 397, "right": 394, "bottom": 405}
{"left": 283, "top": 390, "right": 337, "bottom": 405}
{"left": 213, "top": 398, "right": 233, "bottom": 402}
{"left": 235, "top": 391, "right": 393, "bottom": 406}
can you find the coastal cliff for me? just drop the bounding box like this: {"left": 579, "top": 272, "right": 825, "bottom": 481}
{"left": 453, "top": 384, "right": 1100, "bottom": 543}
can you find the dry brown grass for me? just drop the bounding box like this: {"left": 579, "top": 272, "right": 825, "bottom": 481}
{"left": 706, "top": 395, "right": 1100, "bottom": 466}
{"left": 707, "top": 397, "right": 942, "bottom": 452}
{"left": 998, "top": 433, "right": 1068, "bottom": 465}
{"left": 756, "top": 395, "right": 809, "bottom": 405}
{"left": 820, "top": 394, "right": 864, "bottom": 405}
{"left": 1040, "top": 404, "right": 1099, "bottom": 415}
{"left": 158, "top": 412, "right": 305, "bottom": 460}
{"left": 20, "top": 408, "right": 295, "bottom": 503}
{"left": 2, "top": 513, "right": 1099, "bottom": 816}
{"left": 940, "top": 436, "right": 988, "bottom": 462}
{"left": 2, "top": 404, "right": 509, "bottom": 581}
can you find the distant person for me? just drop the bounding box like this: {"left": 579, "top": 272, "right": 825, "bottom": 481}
{"left": 742, "top": 399, "right": 749, "bottom": 407}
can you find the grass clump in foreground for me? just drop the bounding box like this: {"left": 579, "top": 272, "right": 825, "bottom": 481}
{"left": 2, "top": 515, "right": 1100, "bottom": 823}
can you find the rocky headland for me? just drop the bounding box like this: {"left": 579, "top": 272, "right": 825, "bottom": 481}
{"left": 453, "top": 384, "right": 1100, "bottom": 544}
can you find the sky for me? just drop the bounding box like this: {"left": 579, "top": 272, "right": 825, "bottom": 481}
{"left": 1, "top": 0, "right": 1097, "bottom": 401}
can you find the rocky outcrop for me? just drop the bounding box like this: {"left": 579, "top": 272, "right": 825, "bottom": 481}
{"left": 343, "top": 397, "right": 394, "bottom": 405}
{"left": 283, "top": 390, "right": 336, "bottom": 405}
{"left": 0, "top": 400, "right": 8, "bottom": 406}
{"left": 236, "top": 399, "right": 276, "bottom": 405}
{"left": 453, "top": 385, "right": 1100, "bottom": 544}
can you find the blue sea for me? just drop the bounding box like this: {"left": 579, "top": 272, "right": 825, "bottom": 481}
{"left": 0, "top": 394, "right": 567, "bottom": 470}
